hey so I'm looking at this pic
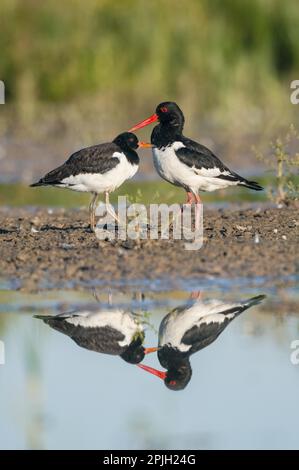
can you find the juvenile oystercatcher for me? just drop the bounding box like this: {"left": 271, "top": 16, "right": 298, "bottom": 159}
{"left": 30, "top": 132, "right": 151, "bottom": 231}
{"left": 138, "top": 293, "right": 265, "bottom": 390}
{"left": 34, "top": 308, "right": 157, "bottom": 364}
{"left": 130, "top": 102, "right": 263, "bottom": 227}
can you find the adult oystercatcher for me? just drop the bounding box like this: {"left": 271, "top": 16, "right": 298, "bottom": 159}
{"left": 130, "top": 102, "right": 263, "bottom": 227}
{"left": 30, "top": 132, "right": 151, "bottom": 231}
{"left": 138, "top": 293, "right": 265, "bottom": 390}
{"left": 34, "top": 307, "right": 157, "bottom": 364}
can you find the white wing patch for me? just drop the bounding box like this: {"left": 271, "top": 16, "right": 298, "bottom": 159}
{"left": 193, "top": 167, "right": 232, "bottom": 177}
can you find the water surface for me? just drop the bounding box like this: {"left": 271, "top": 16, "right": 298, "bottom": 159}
{"left": 0, "top": 279, "right": 298, "bottom": 450}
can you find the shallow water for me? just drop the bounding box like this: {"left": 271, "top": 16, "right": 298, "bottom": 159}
{"left": 0, "top": 278, "right": 298, "bottom": 450}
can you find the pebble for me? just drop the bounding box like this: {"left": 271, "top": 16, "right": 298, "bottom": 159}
{"left": 235, "top": 225, "right": 247, "bottom": 232}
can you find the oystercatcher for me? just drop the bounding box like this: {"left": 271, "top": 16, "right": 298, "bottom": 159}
{"left": 34, "top": 308, "right": 157, "bottom": 364}
{"left": 130, "top": 102, "right": 263, "bottom": 227}
{"left": 30, "top": 132, "right": 151, "bottom": 230}
{"left": 138, "top": 293, "right": 265, "bottom": 390}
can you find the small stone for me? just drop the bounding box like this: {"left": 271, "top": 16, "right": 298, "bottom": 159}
{"left": 61, "top": 243, "right": 74, "bottom": 250}
{"left": 16, "top": 253, "right": 27, "bottom": 262}
{"left": 235, "top": 225, "right": 247, "bottom": 232}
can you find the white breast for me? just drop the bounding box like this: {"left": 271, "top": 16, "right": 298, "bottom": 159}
{"left": 152, "top": 144, "right": 238, "bottom": 193}
{"left": 60, "top": 152, "right": 138, "bottom": 194}
{"left": 159, "top": 299, "right": 238, "bottom": 352}
{"left": 152, "top": 142, "right": 189, "bottom": 188}
{"left": 65, "top": 309, "right": 143, "bottom": 347}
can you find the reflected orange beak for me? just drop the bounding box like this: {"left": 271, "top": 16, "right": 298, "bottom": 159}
{"left": 138, "top": 142, "right": 153, "bottom": 149}
{"left": 144, "top": 347, "right": 159, "bottom": 354}
{"left": 137, "top": 363, "right": 166, "bottom": 380}
{"left": 129, "top": 113, "right": 159, "bottom": 132}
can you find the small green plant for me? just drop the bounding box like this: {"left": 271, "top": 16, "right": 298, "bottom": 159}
{"left": 254, "top": 124, "right": 299, "bottom": 204}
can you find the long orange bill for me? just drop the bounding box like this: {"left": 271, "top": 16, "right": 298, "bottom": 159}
{"left": 129, "top": 113, "right": 159, "bottom": 132}
{"left": 144, "top": 347, "right": 159, "bottom": 354}
{"left": 138, "top": 142, "right": 153, "bottom": 148}
{"left": 137, "top": 363, "right": 166, "bottom": 380}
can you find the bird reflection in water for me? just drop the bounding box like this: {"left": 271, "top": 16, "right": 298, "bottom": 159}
{"left": 138, "top": 292, "right": 266, "bottom": 391}
{"left": 34, "top": 292, "right": 157, "bottom": 364}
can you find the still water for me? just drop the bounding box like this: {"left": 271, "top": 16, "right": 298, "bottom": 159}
{"left": 0, "top": 278, "right": 298, "bottom": 450}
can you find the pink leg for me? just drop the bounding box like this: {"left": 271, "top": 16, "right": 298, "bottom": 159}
{"left": 194, "top": 193, "right": 202, "bottom": 230}
{"left": 186, "top": 191, "right": 195, "bottom": 204}
{"left": 181, "top": 191, "right": 195, "bottom": 214}
{"left": 190, "top": 291, "right": 202, "bottom": 300}
{"left": 194, "top": 194, "right": 202, "bottom": 204}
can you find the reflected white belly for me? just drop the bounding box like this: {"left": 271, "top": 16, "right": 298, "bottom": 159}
{"left": 159, "top": 299, "right": 237, "bottom": 352}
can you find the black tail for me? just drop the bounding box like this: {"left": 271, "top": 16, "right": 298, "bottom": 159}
{"left": 243, "top": 294, "right": 267, "bottom": 309}
{"left": 238, "top": 179, "right": 264, "bottom": 191}
{"left": 34, "top": 310, "right": 78, "bottom": 321}
{"left": 222, "top": 294, "right": 266, "bottom": 318}
{"left": 34, "top": 314, "right": 53, "bottom": 320}
{"left": 30, "top": 180, "right": 61, "bottom": 187}
{"left": 30, "top": 181, "right": 45, "bottom": 187}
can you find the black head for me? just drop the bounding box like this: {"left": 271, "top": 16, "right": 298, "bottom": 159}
{"left": 137, "top": 360, "right": 192, "bottom": 391}
{"left": 113, "top": 132, "right": 139, "bottom": 150}
{"left": 155, "top": 102, "right": 185, "bottom": 129}
{"left": 129, "top": 101, "right": 185, "bottom": 136}
{"left": 164, "top": 365, "right": 192, "bottom": 391}
{"left": 120, "top": 336, "right": 145, "bottom": 364}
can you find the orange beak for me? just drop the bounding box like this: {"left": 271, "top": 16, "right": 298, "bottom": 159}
{"left": 138, "top": 141, "right": 153, "bottom": 149}
{"left": 129, "top": 113, "right": 159, "bottom": 132}
{"left": 144, "top": 347, "right": 159, "bottom": 354}
{"left": 137, "top": 363, "right": 166, "bottom": 380}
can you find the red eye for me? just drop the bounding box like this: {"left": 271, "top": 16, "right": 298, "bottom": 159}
{"left": 160, "top": 106, "right": 168, "bottom": 113}
{"left": 169, "top": 380, "right": 176, "bottom": 386}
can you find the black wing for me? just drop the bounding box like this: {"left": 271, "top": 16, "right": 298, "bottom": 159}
{"left": 178, "top": 136, "right": 231, "bottom": 172}
{"left": 181, "top": 316, "right": 233, "bottom": 354}
{"left": 41, "top": 317, "right": 126, "bottom": 355}
{"left": 181, "top": 295, "right": 265, "bottom": 354}
{"left": 31, "top": 142, "right": 121, "bottom": 186}
{"left": 178, "top": 136, "right": 263, "bottom": 189}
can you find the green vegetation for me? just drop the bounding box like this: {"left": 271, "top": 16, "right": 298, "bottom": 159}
{"left": 254, "top": 125, "right": 299, "bottom": 204}
{"left": 0, "top": 179, "right": 270, "bottom": 207}
{"left": 1, "top": 0, "right": 299, "bottom": 128}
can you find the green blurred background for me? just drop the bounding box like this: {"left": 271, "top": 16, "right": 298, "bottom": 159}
{"left": 0, "top": 0, "right": 298, "bottom": 203}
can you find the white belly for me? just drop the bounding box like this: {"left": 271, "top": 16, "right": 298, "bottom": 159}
{"left": 65, "top": 309, "right": 143, "bottom": 348}
{"left": 60, "top": 152, "right": 138, "bottom": 193}
{"left": 152, "top": 144, "right": 238, "bottom": 193}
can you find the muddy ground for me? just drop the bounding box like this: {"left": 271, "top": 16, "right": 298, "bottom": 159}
{"left": 0, "top": 205, "right": 298, "bottom": 292}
